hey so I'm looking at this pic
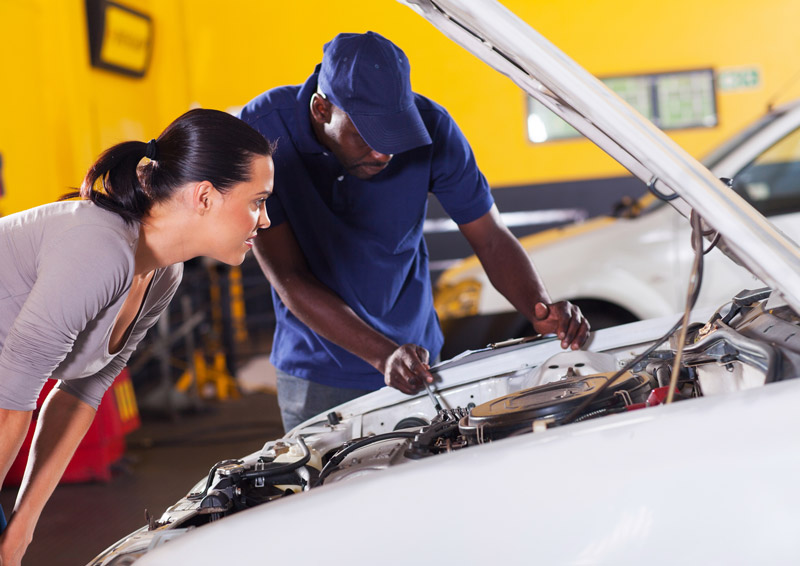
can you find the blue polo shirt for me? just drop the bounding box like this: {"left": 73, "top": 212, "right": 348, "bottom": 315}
{"left": 240, "top": 69, "right": 493, "bottom": 390}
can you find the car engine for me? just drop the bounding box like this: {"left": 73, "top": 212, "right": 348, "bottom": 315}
{"left": 160, "top": 288, "right": 800, "bottom": 524}
{"left": 89, "top": 288, "right": 800, "bottom": 565}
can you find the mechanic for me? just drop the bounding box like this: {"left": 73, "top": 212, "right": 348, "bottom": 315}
{"left": 0, "top": 109, "right": 274, "bottom": 566}
{"left": 240, "top": 31, "right": 590, "bottom": 432}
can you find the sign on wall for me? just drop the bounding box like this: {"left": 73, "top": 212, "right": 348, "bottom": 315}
{"left": 527, "top": 68, "right": 718, "bottom": 143}
{"left": 85, "top": 0, "right": 153, "bottom": 78}
{"left": 717, "top": 67, "right": 761, "bottom": 92}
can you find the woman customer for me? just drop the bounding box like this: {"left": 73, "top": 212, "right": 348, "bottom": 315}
{"left": 0, "top": 108, "right": 274, "bottom": 566}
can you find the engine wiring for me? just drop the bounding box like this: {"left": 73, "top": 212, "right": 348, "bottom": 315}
{"left": 190, "top": 437, "right": 312, "bottom": 501}
{"left": 189, "top": 459, "right": 243, "bottom": 501}
{"left": 562, "top": 194, "right": 715, "bottom": 423}
{"left": 314, "top": 431, "right": 418, "bottom": 486}
{"left": 665, "top": 210, "right": 707, "bottom": 403}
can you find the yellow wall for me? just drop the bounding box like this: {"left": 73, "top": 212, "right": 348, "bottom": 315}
{"left": 182, "top": 0, "right": 800, "bottom": 187}
{"left": 2, "top": 0, "right": 800, "bottom": 215}
{"left": 0, "top": 0, "right": 192, "bottom": 215}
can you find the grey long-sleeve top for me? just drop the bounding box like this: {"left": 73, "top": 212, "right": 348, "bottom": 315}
{"left": 0, "top": 200, "right": 183, "bottom": 411}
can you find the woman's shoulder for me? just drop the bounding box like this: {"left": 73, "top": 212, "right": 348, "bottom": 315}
{"left": 44, "top": 201, "right": 138, "bottom": 251}
{"left": 7, "top": 200, "right": 134, "bottom": 237}
{"left": 1, "top": 200, "right": 137, "bottom": 266}
{"left": 55, "top": 200, "right": 134, "bottom": 231}
{"left": 34, "top": 201, "right": 138, "bottom": 289}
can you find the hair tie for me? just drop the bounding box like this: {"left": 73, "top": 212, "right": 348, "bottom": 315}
{"left": 145, "top": 139, "right": 158, "bottom": 161}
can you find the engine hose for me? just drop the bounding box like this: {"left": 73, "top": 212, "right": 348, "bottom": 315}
{"left": 315, "top": 431, "right": 417, "bottom": 486}
{"left": 412, "top": 412, "right": 463, "bottom": 448}
{"left": 189, "top": 459, "right": 243, "bottom": 500}
{"left": 561, "top": 317, "right": 682, "bottom": 425}
{"left": 243, "top": 437, "right": 311, "bottom": 479}
{"left": 190, "top": 438, "right": 311, "bottom": 500}
{"left": 564, "top": 212, "right": 711, "bottom": 422}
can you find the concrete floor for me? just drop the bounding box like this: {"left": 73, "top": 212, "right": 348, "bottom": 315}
{"left": 1, "top": 387, "right": 284, "bottom": 566}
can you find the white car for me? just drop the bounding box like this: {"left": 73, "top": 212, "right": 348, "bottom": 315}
{"left": 435, "top": 98, "right": 800, "bottom": 354}
{"left": 89, "top": 1, "right": 800, "bottom": 564}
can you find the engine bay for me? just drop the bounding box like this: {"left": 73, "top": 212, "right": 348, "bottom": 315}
{"left": 141, "top": 288, "right": 800, "bottom": 533}
{"left": 87, "top": 286, "right": 800, "bottom": 565}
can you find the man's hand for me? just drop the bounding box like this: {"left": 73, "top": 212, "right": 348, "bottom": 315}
{"left": 532, "top": 301, "right": 590, "bottom": 350}
{"left": 383, "top": 344, "right": 434, "bottom": 394}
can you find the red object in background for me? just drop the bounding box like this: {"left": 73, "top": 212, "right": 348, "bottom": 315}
{"left": 5, "top": 369, "right": 141, "bottom": 485}
{"left": 625, "top": 385, "right": 684, "bottom": 412}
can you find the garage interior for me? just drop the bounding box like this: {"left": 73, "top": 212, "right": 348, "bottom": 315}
{"left": 2, "top": 1, "right": 800, "bottom": 565}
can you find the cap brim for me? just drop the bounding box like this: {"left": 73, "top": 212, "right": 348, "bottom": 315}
{"left": 348, "top": 106, "right": 432, "bottom": 155}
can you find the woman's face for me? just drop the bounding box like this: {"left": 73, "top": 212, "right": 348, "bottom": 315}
{"left": 209, "top": 154, "right": 274, "bottom": 265}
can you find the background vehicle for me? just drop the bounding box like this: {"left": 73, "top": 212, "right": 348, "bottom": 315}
{"left": 87, "top": 1, "right": 800, "bottom": 564}
{"left": 435, "top": 98, "right": 800, "bottom": 356}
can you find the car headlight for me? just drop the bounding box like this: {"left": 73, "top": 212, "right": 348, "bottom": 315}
{"left": 434, "top": 279, "right": 482, "bottom": 320}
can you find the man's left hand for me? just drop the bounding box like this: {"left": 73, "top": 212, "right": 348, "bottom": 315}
{"left": 532, "top": 301, "right": 590, "bottom": 350}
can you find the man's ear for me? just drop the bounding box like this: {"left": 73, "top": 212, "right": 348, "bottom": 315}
{"left": 310, "top": 92, "right": 332, "bottom": 125}
{"left": 191, "top": 180, "right": 217, "bottom": 215}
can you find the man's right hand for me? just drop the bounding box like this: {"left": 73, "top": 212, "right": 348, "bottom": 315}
{"left": 383, "top": 344, "right": 434, "bottom": 394}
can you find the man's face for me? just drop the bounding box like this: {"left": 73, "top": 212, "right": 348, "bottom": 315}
{"left": 317, "top": 103, "right": 393, "bottom": 180}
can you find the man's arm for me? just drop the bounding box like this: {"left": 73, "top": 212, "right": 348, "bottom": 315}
{"left": 0, "top": 390, "right": 95, "bottom": 566}
{"left": 459, "top": 205, "right": 590, "bottom": 349}
{"left": 253, "top": 223, "right": 432, "bottom": 394}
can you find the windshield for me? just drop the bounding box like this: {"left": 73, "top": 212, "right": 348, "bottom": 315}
{"left": 627, "top": 106, "right": 794, "bottom": 218}
{"left": 703, "top": 107, "right": 791, "bottom": 170}
{"left": 730, "top": 126, "right": 800, "bottom": 217}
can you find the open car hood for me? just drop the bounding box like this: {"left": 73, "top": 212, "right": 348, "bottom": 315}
{"left": 400, "top": 0, "right": 800, "bottom": 312}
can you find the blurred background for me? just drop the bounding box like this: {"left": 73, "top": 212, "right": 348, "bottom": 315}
{"left": 2, "top": 0, "right": 800, "bottom": 564}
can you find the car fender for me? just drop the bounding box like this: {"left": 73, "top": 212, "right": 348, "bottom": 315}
{"left": 475, "top": 209, "right": 681, "bottom": 320}
{"left": 135, "top": 376, "right": 800, "bottom": 566}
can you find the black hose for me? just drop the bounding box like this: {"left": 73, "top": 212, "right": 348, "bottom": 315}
{"left": 243, "top": 437, "right": 311, "bottom": 479}
{"left": 561, "top": 318, "right": 682, "bottom": 425}
{"left": 189, "top": 459, "right": 243, "bottom": 500}
{"left": 189, "top": 438, "right": 311, "bottom": 500}
{"left": 315, "top": 431, "right": 417, "bottom": 486}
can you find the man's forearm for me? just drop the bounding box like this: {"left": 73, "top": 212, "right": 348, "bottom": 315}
{"left": 252, "top": 224, "right": 432, "bottom": 391}
{"left": 478, "top": 230, "right": 551, "bottom": 321}
{"left": 459, "top": 206, "right": 552, "bottom": 321}
{"left": 461, "top": 209, "right": 590, "bottom": 348}
{"left": 273, "top": 273, "right": 399, "bottom": 373}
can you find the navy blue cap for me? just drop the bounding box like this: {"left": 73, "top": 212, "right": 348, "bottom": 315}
{"left": 318, "top": 31, "right": 432, "bottom": 155}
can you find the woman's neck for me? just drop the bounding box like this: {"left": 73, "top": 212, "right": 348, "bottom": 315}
{"left": 134, "top": 206, "right": 196, "bottom": 275}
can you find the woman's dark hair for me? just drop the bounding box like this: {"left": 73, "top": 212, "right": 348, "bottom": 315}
{"left": 68, "top": 108, "right": 273, "bottom": 224}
